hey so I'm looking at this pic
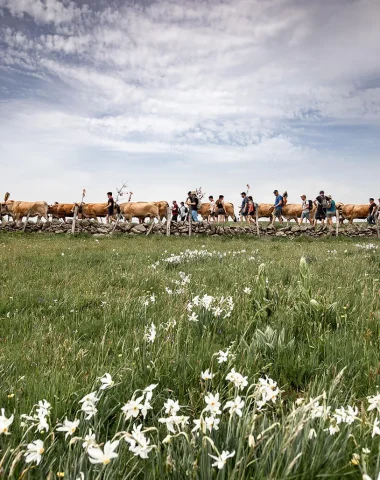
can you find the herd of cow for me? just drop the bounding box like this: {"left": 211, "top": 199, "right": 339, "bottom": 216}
{"left": 0, "top": 198, "right": 376, "bottom": 226}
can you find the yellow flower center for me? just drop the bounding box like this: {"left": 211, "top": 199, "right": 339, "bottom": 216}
{"left": 103, "top": 458, "right": 111, "bottom": 465}
{"left": 39, "top": 448, "right": 45, "bottom": 454}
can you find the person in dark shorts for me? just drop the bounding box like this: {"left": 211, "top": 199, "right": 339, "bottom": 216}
{"left": 216, "top": 195, "right": 226, "bottom": 223}
{"left": 272, "top": 189, "right": 283, "bottom": 223}
{"left": 367, "top": 198, "right": 377, "bottom": 225}
{"left": 313, "top": 190, "right": 328, "bottom": 226}
{"left": 240, "top": 192, "right": 248, "bottom": 222}
{"left": 171, "top": 200, "right": 179, "bottom": 222}
{"left": 247, "top": 196, "right": 255, "bottom": 223}
{"left": 106, "top": 192, "right": 114, "bottom": 224}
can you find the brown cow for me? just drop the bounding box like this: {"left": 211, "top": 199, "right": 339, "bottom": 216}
{"left": 198, "top": 202, "right": 237, "bottom": 222}
{"left": 337, "top": 203, "right": 370, "bottom": 224}
{"left": 75, "top": 203, "right": 108, "bottom": 221}
{"left": 48, "top": 202, "right": 75, "bottom": 221}
{"left": 282, "top": 204, "right": 317, "bottom": 223}
{"left": 155, "top": 201, "right": 170, "bottom": 221}
{"left": 120, "top": 202, "right": 159, "bottom": 223}
{"left": 1, "top": 200, "right": 48, "bottom": 225}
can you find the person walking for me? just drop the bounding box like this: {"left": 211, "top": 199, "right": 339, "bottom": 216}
{"left": 106, "top": 191, "right": 114, "bottom": 224}
{"left": 189, "top": 191, "right": 199, "bottom": 222}
{"left": 299, "top": 194, "right": 312, "bottom": 225}
{"left": 215, "top": 195, "right": 226, "bottom": 223}
{"left": 240, "top": 192, "right": 248, "bottom": 222}
{"left": 208, "top": 195, "right": 216, "bottom": 222}
{"left": 326, "top": 195, "right": 336, "bottom": 226}
{"left": 272, "top": 189, "right": 283, "bottom": 224}
{"left": 171, "top": 200, "right": 179, "bottom": 222}
{"left": 367, "top": 198, "right": 377, "bottom": 225}
{"left": 313, "top": 190, "right": 327, "bottom": 226}
{"left": 247, "top": 195, "right": 256, "bottom": 224}
{"left": 179, "top": 201, "right": 188, "bottom": 221}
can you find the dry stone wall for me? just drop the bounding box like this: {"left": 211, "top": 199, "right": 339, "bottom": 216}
{"left": 0, "top": 219, "right": 379, "bottom": 238}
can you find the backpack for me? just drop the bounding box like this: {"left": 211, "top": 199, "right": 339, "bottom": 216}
{"left": 321, "top": 196, "right": 328, "bottom": 208}
{"left": 308, "top": 200, "right": 313, "bottom": 210}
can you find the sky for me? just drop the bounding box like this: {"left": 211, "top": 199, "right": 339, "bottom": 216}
{"left": 0, "top": 0, "right": 379, "bottom": 208}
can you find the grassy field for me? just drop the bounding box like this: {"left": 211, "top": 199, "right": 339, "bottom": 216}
{"left": 0, "top": 233, "right": 379, "bottom": 479}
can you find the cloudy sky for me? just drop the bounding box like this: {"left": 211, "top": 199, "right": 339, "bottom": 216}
{"left": 0, "top": 0, "right": 379, "bottom": 207}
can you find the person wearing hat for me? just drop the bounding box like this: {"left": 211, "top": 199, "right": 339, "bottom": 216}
{"left": 313, "top": 190, "right": 327, "bottom": 226}
{"left": 272, "top": 189, "right": 284, "bottom": 223}
{"left": 240, "top": 192, "right": 248, "bottom": 222}
{"left": 325, "top": 194, "right": 336, "bottom": 226}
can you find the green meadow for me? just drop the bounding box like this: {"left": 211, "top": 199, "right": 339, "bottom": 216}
{"left": 0, "top": 234, "right": 379, "bottom": 479}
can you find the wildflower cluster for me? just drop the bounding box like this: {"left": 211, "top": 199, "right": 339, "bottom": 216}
{"left": 355, "top": 243, "right": 378, "bottom": 250}
{"left": 165, "top": 271, "right": 191, "bottom": 295}
{"left": 187, "top": 294, "right": 234, "bottom": 321}
{"left": 151, "top": 248, "right": 250, "bottom": 267}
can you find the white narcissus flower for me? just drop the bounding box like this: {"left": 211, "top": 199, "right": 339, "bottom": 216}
{"left": 82, "top": 429, "right": 98, "bottom": 450}
{"left": 57, "top": 418, "right": 80, "bottom": 439}
{"left": 205, "top": 416, "right": 220, "bottom": 432}
{"left": 145, "top": 323, "right": 156, "bottom": 343}
{"left": 88, "top": 440, "right": 119, "bottom": 465}
{"left": 143, "top": 384, "right": 158, "bottom": 402}
{"left": 79, "top": 392, "right": 99, "bottom": 405}
{"left": 125, "top": 424, "right": 155, "bottom": 459}
{"left": 243, "top": 287, "right": 251, "bottom": 294}
{"left": 121, "top": 396, "right": 145, "bottom": 420}
{"left": 81, "top": 401, "right": 98, "bottom": 420}
{"left": 367, "top": 394, "right": 380, "bottom": 413}
{"left": 372, "top": 418, "right": 380, "bottom": 437}
{"left": 209, "top": 450, "right": 235, "bottom": 470}
{"left": 158, "top": 415, "right": 189, "bottom": 433}
{"left": 308, "top": 428, "right": 317, "bottom": 439}
{"left": 0, "top": 409, "right": 14, "bottom": 435}
{"left": 35, "top": 412, "right": 49, "bottom": 432}
{"left": 216, "top": 349, "right": 229, "bottom": 364}
{"left": 224, "top": 396, "right": 244, "bottom": 417}
{"left": 201, "top": 369, "right": 214, "bottom": 381}
{"left": 205, "top": 393, "right": 222, "bottom": 416}
{"left": 164, "top": 399, "right": 180, "bottom": 416}
{"left": 99, "top": 373, "right": 114, "bottom": 390}
{"left": 36, "top": 400, "right": 51, "bottom": 417}
{"left": 24, "top": 439, "right": 45, "bottom": 465}
{"left": 226, "top": 369, "right": 248, "bottom": 391}
{"left": 188, "top": 312, "right": 199, "bottom": 322}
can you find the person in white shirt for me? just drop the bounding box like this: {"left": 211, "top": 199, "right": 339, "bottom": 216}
{"left": 299, "top": 194, "right": 312, "bottom": 225}
{"left": 208, "top": 195, "right": 216, "bottom": 222}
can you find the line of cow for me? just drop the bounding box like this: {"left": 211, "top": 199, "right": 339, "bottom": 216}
{"left": 0, "top": 199, "right": 375, "bottom": 226}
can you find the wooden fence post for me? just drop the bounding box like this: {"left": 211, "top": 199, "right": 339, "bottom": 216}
{"left": 166, "top": 206, "right": 171, "bottom": 237}
{"left": 377, "top": 214, "right": 379, "bottom": 240}
{"left": 189, "top": 211, "right": 192, "bottom": 237}
{"left": 255, "top": 204, "right": 260, "bottom": 237}
{"left": 111, "top": 212, "right": 122, "bottom": 233}
{"left": 22, "top": 210, "right": 31, "bottom": 233}
{"left": 146, "top": 219, "right": 155, "bottom": 236}
{"left": 71, "top": 205, "right": 78, "bottom": 234}
{"left": 335, "top": 210, "right": 339, "bottom": 237}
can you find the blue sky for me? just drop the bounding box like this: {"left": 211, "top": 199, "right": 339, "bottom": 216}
{"left": 0, "top": 0, "right": 379, "bottom": 207}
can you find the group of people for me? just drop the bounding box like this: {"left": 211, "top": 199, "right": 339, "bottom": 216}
{"left": 106, "top": 190, "right": 380, "bottom": 225}
{"left": 268, "top": 190, "right": 338, "bottom": 227}
{"left": 171, "top": 192, "right": 231, "bottom": 223}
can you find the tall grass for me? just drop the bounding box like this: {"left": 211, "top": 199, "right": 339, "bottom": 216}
{"left": 0, "top": 234, "right": 379, "bottom": 479}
